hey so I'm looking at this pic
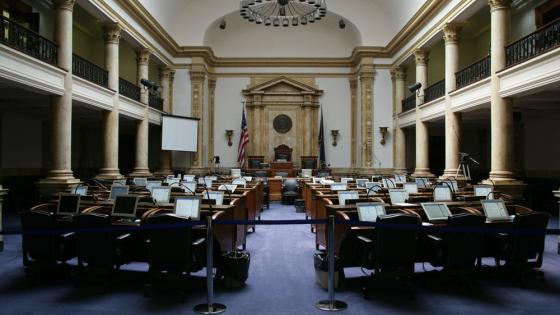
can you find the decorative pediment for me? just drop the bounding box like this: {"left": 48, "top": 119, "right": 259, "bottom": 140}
{"left": 243, "top": 76, "right": 323, "bottom": 96}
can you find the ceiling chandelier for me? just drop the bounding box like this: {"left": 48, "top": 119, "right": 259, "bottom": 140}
{"left": 240, "top": 0, "right": 327, "bottom": 27}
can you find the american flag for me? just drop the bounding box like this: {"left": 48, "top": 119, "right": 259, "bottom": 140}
{"left": 237, "top": 108, "right": 249, "bottom": 168}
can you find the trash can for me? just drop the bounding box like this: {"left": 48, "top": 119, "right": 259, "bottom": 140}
{"left": 294, "top": 199, "right": 305, "bottom": 213}
{"left": 313, "top": 252, "right": 343, "bottom": 289}
{"left": 220, "top": 251, "right": 250, "bottom": 289}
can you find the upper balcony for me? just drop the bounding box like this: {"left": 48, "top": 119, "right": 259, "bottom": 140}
{"left": 1, "top": 15, "right": 57, "bottom": 66}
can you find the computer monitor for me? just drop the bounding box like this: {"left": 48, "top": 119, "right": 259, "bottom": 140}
{"left": 145, "top": 181, "right": 162, "bottom": 192}
{"left": 109, "top": 185, "right": 129, "bottom": 200}
{"left": 301, "top": 169, "right": 312, "bottom": 178}
{"left": 371, "top": 175, "right": 383, "bottom": 182}
{"left": 219, "top": 184, "right": 237, "bottom": 193}
{"left": 474, "top": 185, "right": 493, "bottom": 199}
{"left": 182, "top": 181, "right": 197, "bottom": 194}
{"left": 174, "top": 196, "right": 201, "bottom": 220}
{"left": 312, "top": 177, "right": 325, "bottom": 184}
{"left": 183, "top": 175, "right": 196, "bottom": 182}
{"left": 404, "top": 182, "right": 418, "bottom": 194}
{"left": 340, "top": 178, "right": 353, "bottom": 184}
{"left": 204, "top": 191, "right": 224, "bottom": 206}
{"left": 72, "top": 185, "right": 88, "bottom": 196}
{"left": 57, "top": 194, "right": 81, "bottom": 216}
{"left": 330, "top": 183, "right": 347, "bottom": 191}
{"left": 365, "top": 182, "right": 382, "bottom": 192}
{"left": 232, "top": 178, "right": 247, "bottom": 186}
{"left": 382, "top": 178, "right": 396, "bottom": 189}
{"left": 113, "top": 179, "right": 127, "bottom": 186}
{"left": 133, "top": 177, "right": 147, "bottom": 187}
{"left": 394, "top": 174, "right": 407, "bottom": 184}
{"left": 481, "top": 199, "right": 509, "bottom": 220}
{"left": 243, "top": 176, "right": 253, "bottom": 182}
{"left": 151, "top": 186, "right": 171, "bottom": 205}
{"left": 356, "top": 179, "right": 368, "bottom": 188}
{"left": 231, "top": 169, "right": 242, "bottom": 178}
{"left": 111, "top": 195, "right": 139, "bottom": 218}
{"left": 338, "top": 191, "right": 359, "bottom": 205}
{"left": 356, "top": 202, "right": 386, "bottom": 222}
{"left": 415, "top": 178, "right": 428, "bottom": 188}
{"left": 167, "top": 177, "right": 180, "bottom": 186}
{"left": 389, "top": 189, "right": 409, "bottom": 204}
{"left": 206, "top": 176, "right": 218, "bottom": 181}
{"left": 198, "top": 178, "right": 213, "bottom": 188}
{"left": 434, "top": 186, "right": 453, "bottom": 201}
{"left": 321, "top": 179, "right": 334, "bottom": 185}
{"left": 421, "top": 202, "right": 452, "bottom": 221}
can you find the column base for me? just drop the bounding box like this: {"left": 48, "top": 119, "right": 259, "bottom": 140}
{"left": 412, "top": 168, "right": 434, "bottom": 178}
{"left": 36, "top": 176, "right": 82, "bottom": 198}
{"left": 188, "top": 166, "right": 209, "bottom": 176}
{"left": 481, "top": 177, "right": 526, "bottom": 201}
{"left": 96, "top": 168, "right": 124, "bottom": 180}
{"left": 129, "top": 168, "right": 152, "bottom": 177}
{"left": 392, "top": 168, "right": 408, "bottom": 175}
{"left": 154, "top": 169, "right": 173, "bottom": 176}
{"left": 440, "top": 169, "right": 465, "bottom": 180}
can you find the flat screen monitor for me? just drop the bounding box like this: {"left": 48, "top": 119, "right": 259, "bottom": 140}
{"left": 382, "top": 178, "right": 396, "bottom": 189}
{"left": 167, "top": 177, "right": 180, "bottom": 186}
{"left": 330, "top": 183, "right": 347, "bottom": 191}
{"left": 338, "top": 191, "right": 359, "bottom": 205}
{"left": 421, "top": 202, "right": 452, "bottom": 221}
{"left": 340, "top": 178, "right": 353, "bottom": 184}
{"left": 183, "top": 175, "right": 196, "bottom": 182}
{"left": 434, "top": 186, "right": 453, "bottom": 201}
{"left": 321, "top": 179, "right": 334, "bottom": 185}
{"left": 133, "top": 177, "right": 147, "bottom": 187}
{"left": 182, "top": 181, "right": 197, "bottom": 194}
{"left": 481, "top": 199, "right": 509, "bottom": 220}
{"left": 146, "top": 181, "right": 162, "bottom": 192}
{"left": 198, "top": 178, "right": 213, "bottom": 187}
{"left": 389, "top": 189, "right": 409, "bottom": 204}
{"left": 206, "top": 176, "right": 218, "bottom": 181}
{"left": 57, "top": 194, "right": 81, "bottom": 216}
{"left": 72, "top": 185, "right": 88, "bottom": 196}
{"left": 365, "top": 182, "right": 382, "bottom": 192}
{"left": 415, "top": 178, "right": 428, "bottom": 188}
{"left": 109, "top": 185, "right": 129, "bottom": 200}
{"left": 204, "top": 191, "right": 224, "bottom": 206}
{"left": 474, "top": 185, "right": 493, "bottom": 199}
{"left": 394, "top": 174, "right": 407, "bottom": 184}
{"left": 448, "top": 180, "right": 459, "bottom": 192}
{"left": 112, "top": 195, "right": 139, "bottom": 218}
{"left": 113, "top": 179, "right": 127, "bottom": 186}
{"left": 231, "top": 169, "right": 242, "bottom": 178}
{"left": 404, "top": 183, "right": 418, "bottom": 194}
{"left": 356, "top": 179, "right": 368, "bottom": 188}
{"left": 232, "top": 178, "right": 247, "bottom": 187}
{"left": 243, "top": 176, "right": 253, "bottom": 182}
{"left": 312, "top": 177, "right": 325, "bottom": 184}
{"left": 174, "top": 196, "right": 201, "bottom": 219}
{"left": 151, "top": 186, "right": 171, "bottom": 205}
{"left": 371, "top": 175, "right": 383, "bottom": 182}
{"left": 357, "top": 202, "right": 386, "bottom": 222}
{"left": 219, "top": 184, "right": 237, "bottom": 193}
{"left": 301, "top": 169, "right": 312, "bottom": 178}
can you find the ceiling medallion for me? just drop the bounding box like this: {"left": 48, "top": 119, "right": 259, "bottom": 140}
{"left": 240, "top": 0, "right": 327, "bottom": 27}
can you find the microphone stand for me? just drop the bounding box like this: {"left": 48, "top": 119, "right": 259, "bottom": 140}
{"left": 171, "top": 182, "right": 197, "bottom": 196}
{"left": 202, "top": 177, "right": 214, "bottom": 215}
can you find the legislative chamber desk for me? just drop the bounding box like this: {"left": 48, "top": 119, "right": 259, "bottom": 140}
{"left": 554, "top": 189, "right": 560, "bottom": 253}
{"left": 270, "top": 161, "right": 296, "bottom": 177}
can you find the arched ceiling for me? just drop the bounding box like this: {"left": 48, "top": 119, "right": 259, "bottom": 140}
{"left": 137, "top": 0, "right": 427, "bottom": 55}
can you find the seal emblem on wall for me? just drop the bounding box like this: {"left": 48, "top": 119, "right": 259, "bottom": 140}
{"left": 273, "top": 114, "right": 292, "bottom": 134}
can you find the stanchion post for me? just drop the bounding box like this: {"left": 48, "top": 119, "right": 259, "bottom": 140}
{"left": 316, "top": 215, "right": 347, "bottom": 311}
{"left": 194, "top": 215, "right": 226, "bottom": 314}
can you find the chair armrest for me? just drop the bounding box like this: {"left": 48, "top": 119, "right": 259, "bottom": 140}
{"left": 60, "top": 232, "right": 75, "bottom": 239}
{"left": 426, "top": 234, "right": 442, "bottom": 243}
{"left": 116, "top": 233, "right": 132, "bottom": 241}
{"left": 356, "top": 235, "right": 373, "bottom": 244}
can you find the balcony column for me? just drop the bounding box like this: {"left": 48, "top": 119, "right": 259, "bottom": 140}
{"left": 190, "top": 65, "right": 206, "bottom": 169}
{"left": 130, "top": 48, "right": 152, "bottom": 177}
{"left": 349, "top": 78, "right": 358, "bottom": 168}
{"left": 442, "top": 23, "right": 464, "bottom": 178}
{"left": 413, "top": 49, "right": 434, "bottom": 177}
{"left": 156, "top": 68, "right": 174, "bottom": 175}
{"left": 97, "top": 23, "right": 123, "bottom": 179}
{"left": 39, "top": 0, "right": 79, "bottom": 187}
{"left": 391, "top": 67, "right": 407, "bottom": 174}
{"left": 207, "top": 76, "right": 216, "bottom": 166}
{"left": 359, "top": 61, "right": 376, "bottom": 168}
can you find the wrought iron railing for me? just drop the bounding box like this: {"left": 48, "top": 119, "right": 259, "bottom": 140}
{"left": 0, "top": 15, "right": 57, "bottom": 65}
{"left": 506, "top": 17, "right": 560, "bottom": 67}
{"left": 401, "top": 95, "right": 416, "bottom": 113}
{"left": 149, "top": 93, "right": 163, "bottom": 111}
{"left": 119, "top": 78, "right": 141, "bottom": 102}
{"left": 72, "top": 54, "right": 108, "bottom": 88}
{"left": 423, "top": 79, "right": 445, "bottom": 103}
{"left": 455, "top": 55, "right": 490, "bottom": 90}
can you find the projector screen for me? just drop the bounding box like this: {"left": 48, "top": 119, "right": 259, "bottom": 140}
{"left": 161, "top": 115, "right": 198, "bottom": 152}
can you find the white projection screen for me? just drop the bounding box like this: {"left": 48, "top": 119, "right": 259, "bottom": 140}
{"left": 161, "top": 115, "right": 198, "bottom": 152}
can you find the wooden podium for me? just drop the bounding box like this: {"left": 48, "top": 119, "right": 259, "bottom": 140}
{"left": 271, "top": 161, "right": 295, "bottom": 177}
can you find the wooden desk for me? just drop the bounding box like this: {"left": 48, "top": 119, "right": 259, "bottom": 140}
{"left": 0, "top": 188, "right": 8, "bottom": 251}
{"left": 268, "top": 178, "right": 283, "bottom": 201}
{"left": 554, "top": 190, "right": 560, "bottom": 254}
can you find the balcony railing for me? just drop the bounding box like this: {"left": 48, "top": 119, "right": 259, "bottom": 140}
{"left": 423, "top": 80, "right": 445, "bottom": 103}
{"left": 119, "top": 78, "right": 141, "bottom": 102}
{"left": 0, "top": 15, "right": 57, "bottom": 65}
{"left": 72, "top": 54, "right": 108, "bottom": 88}
{"left": 401, "top": 95, "right": 416, "bottom": 113}
{"left": 455, "top": 55, "right": 490, "bottom": 90}
{"left": 506, "top": 17, "right": 560, "bottom": 67}
{"left": 149, "top": 93, "right": 164, "bottom": 111}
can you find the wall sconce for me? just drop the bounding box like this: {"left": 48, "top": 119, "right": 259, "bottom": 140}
{"left": 225, "top": 130, "right": 234, "bottom": 147}
{"left": 331, "top": 130, "right": 339, "bottom": 147}
{"left": 379, "top": 127, "right": 388, "bottom": 145}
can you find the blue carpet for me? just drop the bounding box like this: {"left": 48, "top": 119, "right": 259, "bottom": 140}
{"left": 1, "top": 203, "right": 560, "bottom": 315}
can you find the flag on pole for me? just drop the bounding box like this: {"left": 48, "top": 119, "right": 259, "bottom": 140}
{"left": 318, "top": 107, "right": 326, "bottom": 167}
{"left": 237, "top": 108, "right": 250, "bottom": 168}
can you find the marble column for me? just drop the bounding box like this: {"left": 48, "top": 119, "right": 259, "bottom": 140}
{"left": 156, "top": 68, "right": 174, "bottom": 175}
{"left": 190, "top": 66, "right": 206, "bottom": 168}
{"left": 487, "top": 0, "right": 518, "bottom": 183}
{"left": 39, "top": 0, "right": 78, "bottom": 186}
{"left": 207, "top": 76, "right": 216, "bottom": 166}
{"left": 303, "top": 94, "right": 313, "bottom": 156}
{"left": 97, "top": 23, "right": 123, "bottom": 179}
{"left": 442, "top": 23, "right": 464, "bottom": 178}
{"left": 391, "top": 67, "right": 407, "bottom": 174}
{"left": 359, "top": 65, "right": 376, "bottom": 168}
{"left": 413, "top": 49, "right": 433, "bottom": 177}
{"left": 349, "top": 78, "right": 358, "bottom": 168}
{"left": 130, "top": 48, "right": 152, "bottom": 177}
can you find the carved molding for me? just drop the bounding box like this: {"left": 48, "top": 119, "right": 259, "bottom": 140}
{"left": 53, "top": 0, "right": 76, "bottom": 11}
{"left": 442, "top": 23, "right": 464, "bottom": 44}
{"left": 101, "top": 23, "right": 122, "bottom": 45}
{"left": 190, "top": 68, "right": 206, "bottom": 166}
{"left": 414, "top": 49, "right": 430, "bottom": 65}
{"left": 136, "top": 48, "right": 151, "bottom": 65}
{"left": 349, "top": 77, "right": 358, "bottom": 168}
{"left": 488, "top": 0, "right": 512, "bottom": 11}
{"left": 360, "top": 69, "right": 375, "bottom": 168}
{"left": 390, "top": 67, "right": 407, "bottom": 81}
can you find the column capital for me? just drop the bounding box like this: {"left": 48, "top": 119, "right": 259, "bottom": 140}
{"left": 414, "top": 49, "right": 430, "bottom": 65}
{"left": 359, "top": 67, "right": 376, "bottom": 81}
{"left": 348, "top": 77, "right": 358, "bottom": 89}
{"left": 190, "top": 69, "right": 206, "bottom": 82}
{"left": 101, "top": 23, "right": 122, "bottom": 45}
{"left": 208, "top": 76, "right": 217, "bottom": 90}
{"left": 136, "top": 48, "right": 151, "bottom": 66}
{"left": 159, "top": 67, "right": 175, "bottom": 80}
{"left": 443, "top": 23, "right": 464, "bottom": 44}
{"left": 488, "top": 0, "right": 511, "bottom": 11}
{"left": 390, "top": 67, "right": 407, "bottom": 81}
{"left": 53, "top": 0, "right": 76, "bottom": 11}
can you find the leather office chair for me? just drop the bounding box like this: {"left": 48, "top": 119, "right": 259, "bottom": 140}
{"left": 281, "top": 179, "right": 299, "bottom": 205}
{"left": 20, "top": 210, "right": 76, "bottom": 272}
{"left": 144, "top": 213, "right": 205, "bottom": 297}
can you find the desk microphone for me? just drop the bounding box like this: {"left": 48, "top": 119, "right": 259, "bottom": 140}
{"left": 366, "top": 184, "right": 382, "bottom": 199}
{"left": 201, "top": 177, "right": 214, "bottom": 215}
